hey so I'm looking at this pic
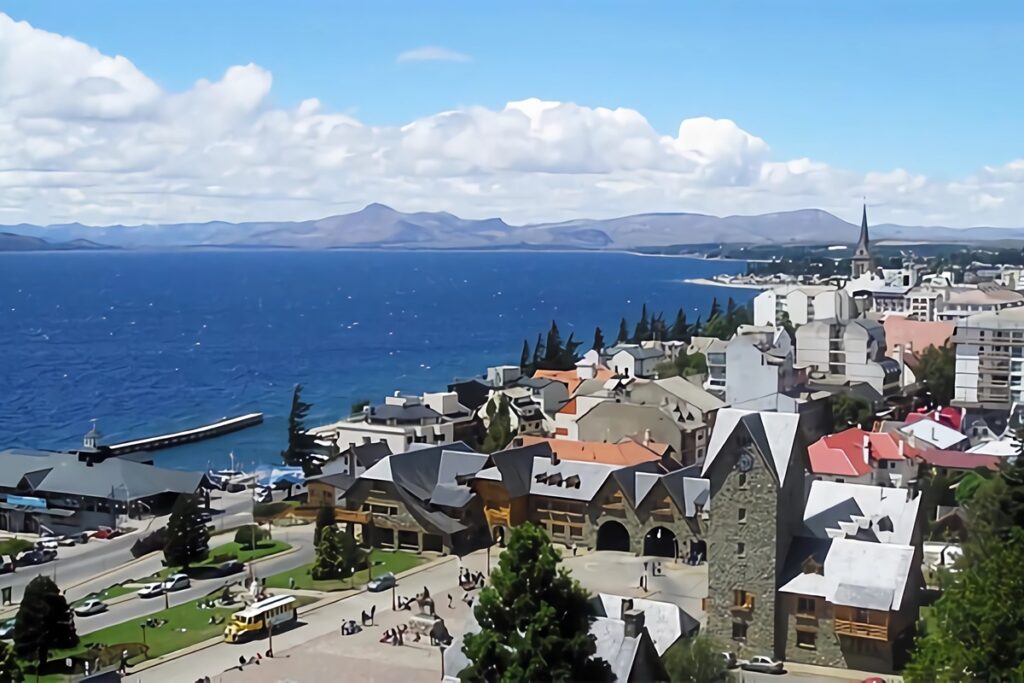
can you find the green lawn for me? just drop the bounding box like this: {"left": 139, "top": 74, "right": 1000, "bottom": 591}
{"left": 264, "top": 549, "right": 424, "bottom": 592}
{"left": 30, "top": 592, "right": 318, "bottom": 680}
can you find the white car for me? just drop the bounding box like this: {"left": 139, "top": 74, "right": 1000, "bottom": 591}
{"left": 163, "top": 573, "right": 191, "bottom": 592}
{"left": 35, "top": 538, "right": 59, "bottom": 551}
{"left": 741, "top": 655, "right": 784, "bottom": 674}
{"left": 0, "top": 619, "right": 14, "bottom": 639}
{"left": 74, "top": 599, "right": 107, "bottom": 616}
{"left": 137, "top": 582, "right": 165, "bottom": 598}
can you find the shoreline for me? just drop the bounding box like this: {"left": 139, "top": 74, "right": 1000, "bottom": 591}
{"left": 681, "top": 277, "right": 769, "bottom": 290}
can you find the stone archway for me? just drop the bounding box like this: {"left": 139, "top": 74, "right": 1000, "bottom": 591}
{"left": 596, "top": 520, "right": 631, "bottom": 552}
{"left": 643, "top": 526, "right": 677, "bottom": 558}
{"left": 687, "top": 539, "right": 707, "bottom": 563}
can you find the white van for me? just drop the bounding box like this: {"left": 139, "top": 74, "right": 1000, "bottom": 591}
{"left": 163, "top": 573, "right": 191, "bottom": 592}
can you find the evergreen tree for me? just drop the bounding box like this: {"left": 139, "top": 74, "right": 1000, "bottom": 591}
{"left": 481, "top": 395, "right": 513, "bottom": 454}
{"left": 163, "top": 493, "right": 210, "bottom": 568}
{"left": 13, "top": 576, "right": 77, "bottom": 675}
{"left": 555, "top": 332, "right": 582, "bottom": 370}
{"left": 281, "top": 384, "right": 321, "bottom": 473}
{"left": 691, "top": 315, "right": 702, "bottom": 338}
{"left": 591, "top": 326, "right": 605, "bottom": 352}
{"left": 312, "top": 525, "right": 345, "bottom": 581}
{"left": 616, "top": 318, "right": 630, "bottom": 344}
{"left": 916, "top": 344, "right": 955, "bottom": 406}
{"left": 0, "top": 640, "right": 21, "bottom": 682}
{"left": 544, "top": 321, "right": 563, "bottom": 363}
{"left": 632, "top": 304, "right": 650, "bottom": 343}
{"left": 532, "top": 333, "right": 545, "bottom": 367}
{"left": 906, "top": 454, "right": 1024, "bottom": 680}
{"left": 519, "top": 339, "right": 531, "bottom": 370}
{"left": 725, "top": 297, "right": 738, "bottom": 326}
{"left": 314, "top": 504, "right": 336, "bottom": 546}
{"left": 708, "top": 298, "right": 721, "bottom": 320}
{"left": 461, "top": 523, "right": 611, "bottom": 682}
{"left": 650, "top": 312, "right": 667, "bottom": 341}
{"left": 669, "top": 308, "right": 688, "bottom": 342}
{"left": 778, "top": 310, "right": 796, "bottom": 342}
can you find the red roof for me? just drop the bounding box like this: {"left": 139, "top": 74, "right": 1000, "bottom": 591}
{"left": 918, "top": 449, "right": 1001, "bottom": 471}
{"left": 909, "top": 407, "right": 962, "bottom": 431}
{"left": 807, "top": 428, "right": 919, "bottom": 477}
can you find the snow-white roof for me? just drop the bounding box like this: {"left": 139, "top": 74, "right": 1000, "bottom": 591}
{"left": 899, "top": 418, "right": 967, "bottom": 450}
{"left": 803, "top": 480, "right": 920, "bottom": 545}
{"left": 966, "top": 437, "right": 1019, "bottom": 457}
{"left": 528, "top": 457, "right": 619, "bottom": 501}
{"left": 596, "top": 594, "right": 696, "bottom": 655}
{"left": 779, "top": 538, "right": 916, "bottom": 611}
{"left": 702, "top": 408, "right": 801, "bottom": 484}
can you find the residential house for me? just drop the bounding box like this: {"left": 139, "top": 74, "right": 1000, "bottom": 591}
{"left": 935, "top": 285, "right": 1024, "bottom": 322}
{"left": 514, "top": 435, "right": 673, "bottom": 468}
{"left": 807, "top": 428, "right": 919, "bottom": 487}
{"left": 724, "top": 325, "right": 805, "bottom": 408}
{"left": 897, "top": 418, "right": 969, "bottom": 452}
{"left": 605, "top": 344, "right": 665, "bottom": 378}
{"left": 690, "top": 337, "right": 728, "bottom": 396}
{"left": 0, "top": 449, "right": 205, "bottom": 534}
{"left": 591, "top": 595, "right": 701, "bottom": 654}
{"left": 796, "top": 318, "right": 902, "bottom": 396}
{"left": 777, "top": 481, "right": 923, "bottom": 673}
{"left": 338, "top": 442, "right": 490, "bottom": 555}
{"left": 753, "top": 284, "right": 853, "bottom": 327}
{"left": 916, "top": 449, "right": 1001, "bottom": 478}
{"left": 478, "top": 376, "right": 570, "bottom": 436}
{"left": 305, "top": 442, "right": 392, "bottom": 507}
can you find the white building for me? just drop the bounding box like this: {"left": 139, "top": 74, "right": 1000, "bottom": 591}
{"left": 753, "top": 284, "right": 853, "bottom": 327}
{"left": 953, "top": 307, "right": 1024, "bottom": 411}
{"left": 723, "top": 325, "right": 804, "bottom": 407}
{"left": 312, "top": 391, "right": 464, "bottom": 454}
{"left": 796, "top": 318, "right": 901, "bottom": 395}
{"left": 605, "top": 344, "right": 665, "bottom": 378}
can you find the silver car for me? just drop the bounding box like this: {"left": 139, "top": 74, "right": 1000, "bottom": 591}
{"left": 741, "top": 655, "right": 784, "bottom": 674}
{"left": 74, "top": 599, "right": 107, "bottom": 617}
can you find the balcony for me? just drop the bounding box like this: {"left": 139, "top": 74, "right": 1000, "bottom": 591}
{"left": 834, "top": 618, "right": 888, "bottom": 640}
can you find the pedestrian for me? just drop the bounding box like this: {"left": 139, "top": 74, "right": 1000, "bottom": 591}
{"left": 119, "top": 650, "right": 129, "bottom": 674}
{"left": 571, "top": 542, "right": 578, "bottom": 557}
{"left": 447, "top": 593, "right": 454, "bottom": 609}
{"left": 239, "top": 655, "right": 246, "bottom": 670}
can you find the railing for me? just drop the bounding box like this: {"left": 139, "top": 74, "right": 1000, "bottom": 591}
{"left": 795, "top": 614, "right": 818, "bottom": 629}
{"left": 834, "top": 618, "right": 888, "bottom": 640}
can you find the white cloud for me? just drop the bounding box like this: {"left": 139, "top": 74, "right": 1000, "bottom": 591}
{"left": 395, "top": 46, "right": 471, "bottom": 63}
{"left": 3, "top": 12, "right": 1024, "bottom": 228}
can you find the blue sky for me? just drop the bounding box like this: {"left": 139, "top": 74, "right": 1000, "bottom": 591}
{"left": 6, "top": 0, "right": 1022, "bottom": 177}
{"left": 1, "top": 2, "right": 1023, "bottom": 226}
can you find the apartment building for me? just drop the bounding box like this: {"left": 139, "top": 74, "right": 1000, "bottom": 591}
{"left": 796, "top": 318, "right": 901, "bottom": 396}
{"left": 952, "top": 307, "right": 1024, "bottom": 411}
{"left": 753, "top": 285, "right": 853, "bottom": 327}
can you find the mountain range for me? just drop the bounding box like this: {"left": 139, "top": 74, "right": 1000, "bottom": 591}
{"left": 5, "top": 204, "right": 1024, "bottom": 251}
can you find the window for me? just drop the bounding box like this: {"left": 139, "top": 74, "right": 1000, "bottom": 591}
{"left": 731, "top": 622, "right": 748, "bottom": 641}
{"left": 736, "top": 542, "right": 745, "bottom": 558}
{"left": 797, "top": 597, "right": 816, "bottom": 615}
{"left": 796, "top": 631, "right": 817, "bottom": 650}
{"left": 738, "top": 507, "right": 747, "bottom": 523}
{"left": 738, "top": 472, "right": 748, "bottom": 489}
{"left": 550, "top": 523, "right": 566, "bottom": 537}
{"left": 733, "top": 590, "right": 754, "bottom": 610}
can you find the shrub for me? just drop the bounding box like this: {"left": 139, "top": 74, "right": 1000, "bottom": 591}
{"left": 233, "top": 524, "right": 268, "bottom": 547}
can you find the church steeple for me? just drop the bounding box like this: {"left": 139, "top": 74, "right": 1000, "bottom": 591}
{"left": 851, "top": 203, "right": 874, "bottom": 277}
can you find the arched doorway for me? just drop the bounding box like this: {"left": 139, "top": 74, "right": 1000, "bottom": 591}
{"left": 643, "top": 526, "right": 677, "bottom": 558}
{"left": 492, "top": 525, "right": 507, "bottom": 548}
{"left": 688, "top": 539, "right": 707, "bottom": 564}
{"left": 596, "top": 520, "right": 631, "bottom": 552}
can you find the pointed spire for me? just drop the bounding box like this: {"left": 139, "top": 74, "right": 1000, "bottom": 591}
{"left": 857, "top": 203, "right": 870, "bottom": 253}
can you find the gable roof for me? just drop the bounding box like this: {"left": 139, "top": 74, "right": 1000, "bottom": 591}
{"left": 649, "top": 377, "right": 725, "bottom": 413}
{"left": 918, "top": 449, "right": 1001, "bottom": 471}
{"left": 593, "top": 594, "right": 699, "bottom": 655}
{"left": 899, "top": 418, "right": 968, "bottom": 450}
{"left": 702, "top": 409, "right": 801, "bottom": 484}
{"left": 803, "top": 480, "right": 920, "bottom": 545}
{"left": 807, "top": 428, "right": 918, "bottom": 477}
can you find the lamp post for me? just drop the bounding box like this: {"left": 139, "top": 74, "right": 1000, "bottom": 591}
{"left": 140, "top": 623, "right": 148, "bottom": 648}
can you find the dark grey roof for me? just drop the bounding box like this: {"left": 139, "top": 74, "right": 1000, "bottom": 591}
{"left": 611, "top": 346, "right": 663, "bottom": 360}
{"left": 515, "top": 377, "right": 557, "bottom": 390}
{"left": 306, "top": 472, "right": 356, "bottom": 496}
{"left": 488, "top": 442, "right": 553, "bottom": 497}
{"left": 366, "top": 403, "right": 442, "bottom": 422}
{"left": 349, "top": 441, "right": 392, "bottom": 469}
{"left": 0, "top": 449, "right": 203, "bottom": 500}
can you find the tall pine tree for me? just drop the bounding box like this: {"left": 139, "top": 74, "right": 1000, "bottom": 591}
{"left": 519, "top": 339, "right": 531, "bottom": 371}
{"left": 632, "top": 304, "right": 650, "bottom": 343}
{"left": 163, "top": 493, "right": 210, "bottom": 568}
{"left": 532, "top": 333, "right": 545, "bottom": 368}
{"left": 591, "top": 326, "right": 605, "bottom": 352}
{"left": 669, "top": 308, "right": 688, "bottom": 342}
{"left": 616, "top": 318, "right": 630, "bottom": 344}
{"left": 481, "top": 395, "right": 513, "bottom": 454}
{"left": 13, "top": 576, "right": 77, "bottom": 675}
{"left": 461, "top": 523, "right": 612, "bottom": 682}
{"left": 314, "top": 504, "right": 336, "bottom": 546}
{"left": 543, "top": 320, "right": 563, "bottom": 363}
{"left": 282, "top": 384, "right": 321, "bottom": 473}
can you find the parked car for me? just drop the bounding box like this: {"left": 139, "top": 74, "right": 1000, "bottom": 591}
{"left": 92, "top": 526, "right": 123, "bottom": 540}
{"left": 367, "top": 572, "right": 396, "bottom": 593}
{"left": 19, "top": 548, "right": 56, "bottom": 565}
{"left": 74, "top": 599, "right": 108, "bottom": 617}
{"left": 163, "top": 573, "right": 191, "bottom": 592}
{"left": 721, "top": 652, "right": 739, "bottom": 669}
{"left": 58, "top": 535, "right": 78, "bottom": 547}
{"left": 137, "top": 582, "right": 165, "bottom": 598}
{"left": 0, "top": 619, "right": 15, "bottom": 640}
{"left": 35, "top": 538, "right": 60, "bottom": 551}
{"left": 741, "top": 656, "right": 784, "bottom": 674}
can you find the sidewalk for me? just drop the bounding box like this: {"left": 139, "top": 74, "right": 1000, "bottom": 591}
{"left": 782, "top": 661, "right": 903, "bottom": 682}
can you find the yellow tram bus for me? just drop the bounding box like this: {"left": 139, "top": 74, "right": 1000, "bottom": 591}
{"left": 224, "top": 595, "right": 298, "bottom": 643}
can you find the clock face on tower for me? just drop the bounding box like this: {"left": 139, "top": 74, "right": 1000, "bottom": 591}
{"left": 737, "top": 451, "right": 754, "bottom": 472}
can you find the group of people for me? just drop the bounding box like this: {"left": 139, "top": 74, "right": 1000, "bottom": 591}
{"left": 340, "top": 620, "right": 363, "bottom": 636}
{"left": 236, "top": 650, "right": 274, "bottom": 670}
{"left": 458, "top": 567, "right": 485, "bottom": 590}
{"left": 379, "top": 624, "right": 421, "bottom": 645}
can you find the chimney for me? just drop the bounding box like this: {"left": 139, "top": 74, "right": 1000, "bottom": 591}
{"left": 643, "top": 429, "right": 652, "bottom": 446}
{"left": 862, "top": 433, "right": 871, "bottom": 465}
{"left": 550, "top": 449, "right": 559, "bottom": 466}
{"left": 620, "top": 598, "right": 634, "bottom": 615}
{"left": 898, "top": 439, "right": 905, "bottom": 459}
{"left": 623, "top": 608, "right": 645, "bottom": 639}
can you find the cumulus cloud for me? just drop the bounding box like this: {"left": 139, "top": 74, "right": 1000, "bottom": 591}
{"left": 396, "top": 46, "right": 471, "bottom": 63}
{"left": 2, "top": 12, "right": 1024, "bottom": 228}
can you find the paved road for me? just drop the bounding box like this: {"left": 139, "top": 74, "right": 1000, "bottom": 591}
{"left": 75, "top": 525, "right": 315, "bottom": 636}
{"left": 0, "top": 490, "right": 257, "bottom": 609}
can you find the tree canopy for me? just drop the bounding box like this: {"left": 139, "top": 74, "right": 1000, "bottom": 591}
{"left": 481, "top": 394, "right": 514, "bottom": 454}
{"left": 616, "top": 318, "right": 630, "bottom": 344}
{"left": 312, "top": 526, "right": 362, "bottom": 584}
{"left": 905, "top": 444, "right": 1024, "bottom": 679}
{"left": 163, "top": 493, "right": 210, "bottom": 568}
{"left": 830, "top": 393, "right": 874, "bottom": 430}
{"left": 662, "top": 635, "right": 727, "bottom": 683}
{"left": 460, "top": 523, "right": 611, "bottom": 682}
{"left": 915, "top": 344, "right": 955, "bottom": 406}
{"left": 592, "top": 326, "right": 605, "bottom": 352}
{"left": 13, "top": 576, "right": 77, "bottom": 673}
{"left": 314, "top": 504, "right": 336, "bottom": 546}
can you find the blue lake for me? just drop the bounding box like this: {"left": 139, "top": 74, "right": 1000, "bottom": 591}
{"left": 0, "top": 250, "right": 748, "bottom": 471}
